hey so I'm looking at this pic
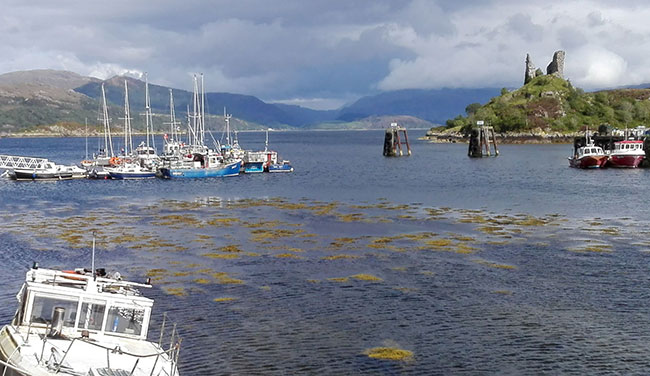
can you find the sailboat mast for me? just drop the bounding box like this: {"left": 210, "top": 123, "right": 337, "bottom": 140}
{"left": 200, "top": 73, "right": 205, "bottom": 146}
{"left": 101, "top": 83, "right": 114, "bottom": 158}
{"left": 169, "top": 89, "right": 177, "bottom": 143}
{"left": 123, "top": 79, "right": 133, "bottom": 155}
{"left": 193, "top": 75, "right": 199, "bottom": 147}
{"left": 145, "top": 73, "right": 150, "bottom": 150}
{"left": 85, "top": 118, "right": 88, "bottom": 160}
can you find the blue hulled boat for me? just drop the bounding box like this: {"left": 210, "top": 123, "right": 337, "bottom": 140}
{"left": 160, "top": 158, "right": 241, "bottom": 178}
{"left": 266, "top": 160, "right": 294, "bottom": 173}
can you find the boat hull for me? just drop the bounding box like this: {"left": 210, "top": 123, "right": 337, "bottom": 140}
{"left": 266, "top": 162, "right": 293, "bottom": 173}
{"left": 243, "top": 162, "right": 264, "bottom": 173}
{"left": 607, "top": 155, "right": 644, "bottom": 168}
{"left": 108, "top": 171, "right": 157, "bottom": 179}
{"left": 569, "top": 155, "right": 608, "bottom": 169}
{"left": 160, "top": 160, "right": 241, "bottom": 178}
{"left": 12, "top": 170, "right": 73, "bottom": 180}
{"left": 0, "top": 327, "right": 27, "bottom": 376}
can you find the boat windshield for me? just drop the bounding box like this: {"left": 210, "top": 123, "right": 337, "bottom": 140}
{"left": 105, "top": 306, "right": 145, "bottom": 336}
{"left": 30, "top": 295, "right": 79, "bottom": 327}
{"left": 79, "top": 300, "right": 106, "bottom": 331}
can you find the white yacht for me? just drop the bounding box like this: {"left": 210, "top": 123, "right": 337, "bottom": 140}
{"left": 0, "top": 264, "right": 181, "bottom": 376}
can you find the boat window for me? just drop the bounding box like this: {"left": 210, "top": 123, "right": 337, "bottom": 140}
{"left": 105, "top": 306, "right": 145, "bottom": 336}
{"left": 30, "top": 295, "right": 79, "bottom": 326}
{"left": 78, "top": 300, "right": 106, "bottom": 331}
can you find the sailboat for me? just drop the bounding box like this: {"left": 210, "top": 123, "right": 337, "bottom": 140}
{"left": 162, "top": 89, "right": 184, "bottom": 157}
{"left": 158, "top": 74, "right": 241, "bottom": 178}
{"left": 105, "top": 80, "right": 156, "bottom": 179}
{"left": 84, "top": 83, "right": 118, "bottom": 179}
{"left": 134, "top": 73, "right": 160, "bottom": 169}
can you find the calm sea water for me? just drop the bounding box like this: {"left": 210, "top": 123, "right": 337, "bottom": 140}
{"left": 1, "top": 130, "right": 650, "bottom": 375}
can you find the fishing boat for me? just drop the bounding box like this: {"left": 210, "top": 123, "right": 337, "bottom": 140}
{"left": 159, "top": 152, "right": 241, "bottom": 178}
{"left": 607, "top": 139, "right": 645, "bottom": 168}
{"left": 158, "top": 74, "right": 241, "bottom": 178}
{"left": 0, "top": 260, "right": 181, "bottom": 375}
{"left": 261, "top": 129, "right": 293, "bottom": 173}
{"left": 568, "top": 143, "right": 608, "bottom": 169}
{"left": 568, "top": 129, "right": 608, "bottom": 169}
{"left": 266, "top": 160, "right": 294, "bottom": 173}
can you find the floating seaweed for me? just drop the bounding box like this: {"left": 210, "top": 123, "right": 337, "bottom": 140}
{"left": 364, "top": 347, "right": 413, "bottom": 361}
{"left": 351, "top": 274, "right": 383, "bottom": 282}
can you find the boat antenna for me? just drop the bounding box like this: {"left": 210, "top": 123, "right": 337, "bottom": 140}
{"left": 91, "top": 231, "right": 96, "bottom": 281}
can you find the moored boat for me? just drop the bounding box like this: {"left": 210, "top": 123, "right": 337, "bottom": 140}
{"left": 11, "top": 161, "right": 87, "bottom": 181}
{"left": 569, "top": 144, "right": 608, "bottom": 169}
{"left": 607, "top": 139, "right": 645, "bottom": 168}
{"left": 0, "top": 263, "right": 181, "bottom": 375}
{"left": 159, "top": 154, "right": 241, "bottom": 178}
{"left": 266, "top": 160, "right": 294, "bottom": 173}
{"left": 106, "top": 162, "right": 156, "bottom": 179}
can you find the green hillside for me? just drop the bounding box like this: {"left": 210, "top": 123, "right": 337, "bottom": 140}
{"left": 445, "top": 75, "right": 650, "bottom": 134}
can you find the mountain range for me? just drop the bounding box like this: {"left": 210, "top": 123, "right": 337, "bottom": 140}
{"left": 0, "top": 69, "right": 502, "bottom": 133}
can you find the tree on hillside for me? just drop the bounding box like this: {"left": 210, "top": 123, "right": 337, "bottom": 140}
{"left": 465, "top": 103, "right": 481, "bottom": 116}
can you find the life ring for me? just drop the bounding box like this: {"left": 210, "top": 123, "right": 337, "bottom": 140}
{"left": 109, "top": 157, "right": 122, "bottom": 166}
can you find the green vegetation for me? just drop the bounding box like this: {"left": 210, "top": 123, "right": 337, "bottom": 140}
{"left": 445, "top": 75, "right": 650, "bottom": 134}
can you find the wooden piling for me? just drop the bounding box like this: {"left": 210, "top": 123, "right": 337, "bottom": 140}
{"left": 383, "top": 123, "right": 412, "bottom": 157}
{"left": 468, "top": 122, "right": 499, "bottom": 158}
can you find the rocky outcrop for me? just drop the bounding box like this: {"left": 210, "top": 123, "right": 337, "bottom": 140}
{"left": 524, "top": 54, "right": 537, "bottom": 84}
{"left": 546, "top": 50, "right": 565, "bottom": 78}
{"left": 524, "top": 50, "right": 566, "bottom": 84}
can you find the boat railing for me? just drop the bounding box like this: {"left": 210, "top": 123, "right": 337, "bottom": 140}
{"left": 20, "top": 319, "right": 181, "bottom": 376}
{"left": 45, "top": 335, "right": 181, "bottom": 376}
{"left": 29, "top": 268, "right": 152, "bottom": 295}
{"left": 0, "top": 356, "right": 36, "bottom": 376}
{"left": 5, "top": 312, "right": 181, "bottom": 376}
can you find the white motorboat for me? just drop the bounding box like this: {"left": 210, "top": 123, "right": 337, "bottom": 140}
{"left": 0, "top": 263, "right": 181, "bottom": 375}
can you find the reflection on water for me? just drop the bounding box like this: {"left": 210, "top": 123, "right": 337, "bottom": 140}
{"left": 2, "top": 196, "right": 650, "bottom": 375}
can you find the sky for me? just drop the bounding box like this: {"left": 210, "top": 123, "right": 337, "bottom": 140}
{"left": 2, "top": 0, "right": 650, "bottom": 109}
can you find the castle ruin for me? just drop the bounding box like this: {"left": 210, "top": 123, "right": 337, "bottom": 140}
{"left": 524, "top": 50, "right": 565, "bottom": 84}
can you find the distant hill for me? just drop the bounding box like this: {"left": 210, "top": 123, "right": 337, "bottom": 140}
{"left": 0, "top": 69, "right": 566, "bottom": 135}
{"left": 0, "top": 70, "right": 100, "bottom": 133}
{"left": 337, "top": 88, "right": 501, "bottom": 124}
{"left": 310, "top": 115, "right": 434, "bottom": 130}
{"left": 75, "top": 77, "right": 295, "bottom": 128}
{"left": 444, "top": 74, "right": 650, "bottom": 134}
{"left": 272, "top": 103, "right": 339, "bottom": 126}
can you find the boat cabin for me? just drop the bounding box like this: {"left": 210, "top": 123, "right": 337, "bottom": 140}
{"left": 576, "top": 145, "right": 604, "bottom": 158}
{"left": 613, "top": 140, "right": 644, "bottom": 152}
{"left": 15, "top": 267, "right": 153, "bottom": 341}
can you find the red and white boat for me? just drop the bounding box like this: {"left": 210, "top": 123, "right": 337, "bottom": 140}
{"left": 607, "top": 139, "right": 645, "bottom": 168}
{"left": 569, "top": 142, "right": 608, "bottom": 168}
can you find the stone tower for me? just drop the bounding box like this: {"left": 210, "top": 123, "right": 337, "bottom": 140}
{"left": 546, "top": 50, "right": 565, "bottom": 78}
{"left": 524, "top": 53, "right": 537, "bottom": 84}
